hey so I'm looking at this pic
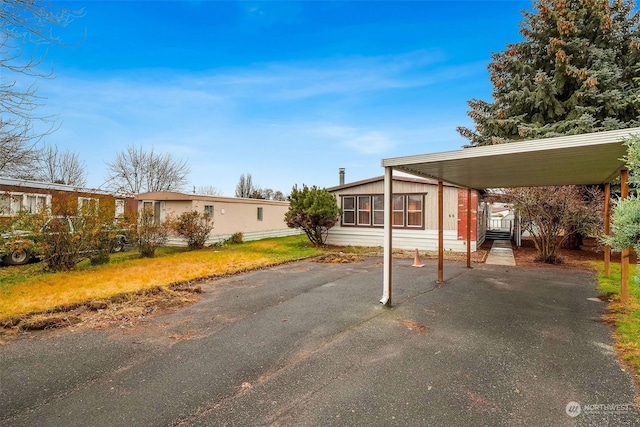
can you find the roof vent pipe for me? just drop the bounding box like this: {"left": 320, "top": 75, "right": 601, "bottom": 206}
{"left": 339, "top": 168, "right": 345, "bottom": 186}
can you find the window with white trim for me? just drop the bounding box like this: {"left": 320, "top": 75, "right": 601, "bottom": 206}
{"left": 257, "top": 207, "right": 263, "bottom": 221}
{"left": 407, "top": 195, "right": 423, "bottom": 228}
{"left": 0, "top": 195, "right": 10, "bottom": 216}
{"left": 204, "top": 205, "right": 214, "bottom": 217}
{"left": 78, "top": 197, "right": 99, "bottom": 215}
{"left": 373, "top": 195, "right": 384, "bottom": 226}
{"left": 357, "top": 196, "right": 371, "bottom": 225}
{"left": 342, "top": 196, "right": 355, "bottom": 225}
{"left": 0, "top": 192, "right": 51, "bottom": 216}
{"left": 340, "top": 194, "right": 424, "bottom": 229}
{"left": 115, "top": 199, "right": 125, "bottom": 218}
{"left": 392, "top": 195, "right": 404, "bottom": 227}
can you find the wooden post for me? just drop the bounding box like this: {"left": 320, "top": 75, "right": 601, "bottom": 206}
{"left": 604, "top": 182, "right": 611, "bottom": 278}
{"left": 466, "top": 188, "right": 472, "bottom": 268}
{"left": 621, "top": 170, "right": 630, "bottom": 305}
{"left": 438, "top": 181, "right": 444, "bottom": 283}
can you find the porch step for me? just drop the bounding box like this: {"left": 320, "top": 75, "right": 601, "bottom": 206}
{"left": 486, "top": 230, "right": 512, "bottom": 240}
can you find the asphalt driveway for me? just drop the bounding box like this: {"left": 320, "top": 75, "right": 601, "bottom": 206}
{"left": 1, "top": 257, "right": 638, "bottom": 426}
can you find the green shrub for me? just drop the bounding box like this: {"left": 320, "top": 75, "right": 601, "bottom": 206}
{"left": 135, "top": 210, "right": 168, "bottom": 258}
{"left": 285, "top": 184, "right": 340, "bottom": 246}
{"left": 212, "top": 232, "right": 244, "bottom": 248}
{"left": 228, "top": 232, "right": 243, "bottom": 244}
{"left": 169, "top": 210, "right": 214, "bottom": 251}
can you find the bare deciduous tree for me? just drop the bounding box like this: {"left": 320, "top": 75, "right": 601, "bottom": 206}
{"left": 235, "top": 173, "right": 255, "bottom": 198}
{"left": 196, "top": 185, "right": 223, "bottom": 196}
{"left": 105, "top": 145, "right": 190, "bottom": 194}
{"left": 495, "top": 186, "right": 603, "bottom": 264}
{"left": 0, "top": 126, "right": 42, "bottom": 178}
{"left": 272, "top": 190, "right": 286, "bottom": 201}
{"left": 36, "top": 144, "right": 87, "bottom": 186}
{"left": 234, "top": 174, "right": 286, "bottom": 200}
{"left": 1, "top": 1, "right": 82, "bottom": 177}
{"left": 260, "top": 188, "right": 274, "bottom": 200}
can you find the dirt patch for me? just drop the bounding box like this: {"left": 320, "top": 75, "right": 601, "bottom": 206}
{"left": 399, "top": 248, "right": 489, "bottom": 264}
{"left": 0, "top": 283, "right": 203, "bottom": 339}
{"left": 313, "top": 253, "right": 365, "bottom": 264}
{"left": 511, "top": 237, "right": 636, "bottom": 270}
{"left": 398, "top": 318, "right": 430, "bottom": 335}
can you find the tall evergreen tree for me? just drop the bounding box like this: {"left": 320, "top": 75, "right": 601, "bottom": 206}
{"left": 458, "top": 0, "right": 640, "bottom": 146}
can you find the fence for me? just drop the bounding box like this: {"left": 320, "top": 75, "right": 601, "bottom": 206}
{"left": 489, "top": 218, "right": 513, "bottom": 232}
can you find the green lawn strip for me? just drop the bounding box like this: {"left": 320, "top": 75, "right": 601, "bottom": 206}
{"left": 592, "top": 261, "right": 640, "bottom": 376}
{"left": 0, "top": 235, "right": 323, "bottom": 321}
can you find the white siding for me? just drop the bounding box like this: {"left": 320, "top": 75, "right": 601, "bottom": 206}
{"left": 329, "top": 179, "right": 483, "bottom": 253}
{"left": 166, "top": 228, "right": 303, "bottom": 247}
{"left": 325, "top": 227, "right": 477, "bottom": 252}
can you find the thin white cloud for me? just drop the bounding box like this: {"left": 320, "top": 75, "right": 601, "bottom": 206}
{"left": 45, "top": 49, "right": 479, "bottom": 117}
{"left": 32, "top": 49, "right": 483, "bottom": 191}
{"left": 313, "top": 124, "right": 395, "bottom": 154}
{"left": 200, "top": 49, "right": 450, "bottom": 100}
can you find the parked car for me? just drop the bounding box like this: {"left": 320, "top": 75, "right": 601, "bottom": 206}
{"left": 0, "top": 216, "right": 129, "bottom": 266}
{"left": 0, "top": 229, "right": 37, "bottom": 265}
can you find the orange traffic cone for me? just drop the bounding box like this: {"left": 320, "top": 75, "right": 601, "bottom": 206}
{"left": 412, "top": 248, "right": 424, "bottom": 267}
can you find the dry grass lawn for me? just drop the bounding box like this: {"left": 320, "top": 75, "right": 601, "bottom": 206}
{"left": 0, "top": 235, "right": 322, "bottom": 322}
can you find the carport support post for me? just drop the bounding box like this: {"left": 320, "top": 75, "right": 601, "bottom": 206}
{"left": 466, "top": 188, "right": 472, "bottom": 268}
{"left": 438, "top": 180, "right": 444, "bottom": 283}
{"left": 604, "top": 182, "right": 611, "bottom": 277}
{"left": 621, "top": 169, "right": 630, "bottom": 304}
{"left": 381, "top": 166, "right": 393, "bottom": 306}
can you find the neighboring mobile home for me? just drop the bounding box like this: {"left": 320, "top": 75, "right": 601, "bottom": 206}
{"left": 326, "top": 174, "right": 487, "bottom": 252}
{"left": 136, "top": 192, "right": 300, "bottom": 246}
{"left": 0, "top": 177, "right": 137, "bottom": 222}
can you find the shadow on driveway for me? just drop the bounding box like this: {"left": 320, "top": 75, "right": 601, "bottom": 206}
{"left": 1, "top": 257, "right": 638, "bottom": 426}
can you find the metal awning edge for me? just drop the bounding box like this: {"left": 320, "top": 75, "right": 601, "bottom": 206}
{"left": 381, "top": 127, "right": 640, "bottom": 168}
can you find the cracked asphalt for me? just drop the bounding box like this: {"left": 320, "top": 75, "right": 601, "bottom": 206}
{"left": 1, "top": 257, "right": 639, "bottom": 426}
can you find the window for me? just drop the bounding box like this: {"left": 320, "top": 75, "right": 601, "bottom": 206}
{"left": 342, "top": 196, "right": 355, "bottom": 225}
{"left": 392, "top": 195, "right": 404, "bottom": 227}
{"left": 340, "top": 194, "right": 424, "bottom": 229}
{"left": 115, "top": 199, "right": 125, "bottom": 218}
{"left": 357, "top": 196, "right": 371, "bottom": 225}
{"left": 257, "top": 207, "right": 263, "bottom": 221}
{"left": 407, "top": 195, "right": 423, "bottom": 227}
{"left": 204, "top": 205, "right": 214, "bottom": 217}
{"left": 0, "top": 194, "right": 19, "bottom": 216}
{"left": 142, "top": 201, "right": 154, "bottom": 212}
{"left": 373, "top": 195, "right": 384, "bottom": 226}
{"left": 78, "top": 197, "right": 99, "bottom": 215}
{"left": 0, "top": 195, "right": 9, "bottom": 216}
{"left": 25, "top": 195, "right": 45, "bottom": 213}
{"left": 0, "top": 192, "right": 50, "bottom": 216}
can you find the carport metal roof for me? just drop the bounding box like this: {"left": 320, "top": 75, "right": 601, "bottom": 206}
{"left": 381, "top": 127, "right": 640, "bottom": 190}
{"left": 379, "top": 127, "right": 640, "bottom": 307}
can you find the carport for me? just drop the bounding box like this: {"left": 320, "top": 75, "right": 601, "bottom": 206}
{"left": 380, "top": 127, "right": 640, "bottom": 306}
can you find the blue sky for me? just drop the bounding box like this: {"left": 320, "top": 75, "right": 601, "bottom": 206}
{"left": 33, "top": 0, "right": 529, "bottom": 196}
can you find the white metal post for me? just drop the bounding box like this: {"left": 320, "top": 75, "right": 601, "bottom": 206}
{"left": 381, "top": 167, "right": 393, "bottom": 306}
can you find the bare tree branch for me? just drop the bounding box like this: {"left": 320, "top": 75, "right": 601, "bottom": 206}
{"left": 105, "top": 145, "right": 190, "bottom": 194}
{"left": 197, "top": 185, "right": 223, "bottom": 196}
{"left": 235, "top": 173, "right": 254, "bottom": 198}
{"left": 36, "top": 144, "right": 87, "bottom": 186}
{"left": 0, "top": 1, "right": 82, "bottom": 178}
